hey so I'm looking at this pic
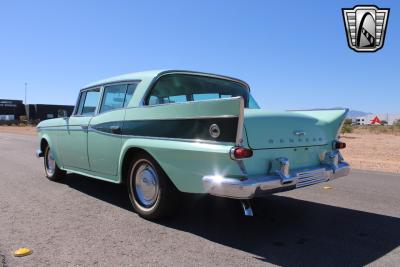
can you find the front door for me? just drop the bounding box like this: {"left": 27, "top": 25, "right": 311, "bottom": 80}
{"left": 58, "top": 88, "right": 100, "bottom": 170}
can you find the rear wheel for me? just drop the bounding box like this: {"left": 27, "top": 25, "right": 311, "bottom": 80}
{"left": 44, "top": 146, "right": 66, "bottom": 181}
{"left": 127, "top": 153, "right": 179, "bottom": 220}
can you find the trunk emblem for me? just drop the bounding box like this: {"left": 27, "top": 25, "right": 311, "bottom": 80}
{"left": 294, "top": 130, "right": 306, "bottom": 136}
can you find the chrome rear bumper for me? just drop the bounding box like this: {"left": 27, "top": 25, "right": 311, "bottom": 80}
{"left": 202, "top": 162, "right": 350, "bottom": 199}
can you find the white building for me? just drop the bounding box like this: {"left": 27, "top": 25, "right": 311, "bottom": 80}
{"left": 353, "top": 114, "right": 400, "bottom": 125}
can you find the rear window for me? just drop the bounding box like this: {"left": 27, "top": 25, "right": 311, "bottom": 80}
{"left": 145, "top": 74, "right": 259, "bottom": 108}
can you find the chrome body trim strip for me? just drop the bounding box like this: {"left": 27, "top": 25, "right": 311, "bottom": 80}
{"left": 202, "top": 162, "right": 350, "bottom": 199}
{"left": 36, "top": 125, "right": 235, "bottom": 145}
{"left": 87, "top": 126, "right": 234, "bottom": 145}
{"left": 120, "top": 134, "right": 234, "bottom": 145}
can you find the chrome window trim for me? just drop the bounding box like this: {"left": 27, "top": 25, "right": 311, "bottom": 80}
{"left": 91, "top": 81, "right": 141, "bottom": 117}
{"left": 134, "top": 96, "right": 243, "bottom": 109}
{"left": 98, "top": 83, "right": 129, "bottom": 115}
{"left": 72, "top": 80, "right": 142, "bottom": 117}
{"left": 94, "top": 80, "right": 141, "bottom": 117}
{"left": 72, "top": 87, "right": 102, "bottom": 117}
{"left": 80, "top": 79, "right": 142, "bottom": 91}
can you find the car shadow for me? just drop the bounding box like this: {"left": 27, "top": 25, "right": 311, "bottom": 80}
{"left": 60, "top": 173, "right": 400, "bottom": 266}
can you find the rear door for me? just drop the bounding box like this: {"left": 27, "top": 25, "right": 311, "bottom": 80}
{"left": 88, "top": 83, "right": 138, "bottom": 177}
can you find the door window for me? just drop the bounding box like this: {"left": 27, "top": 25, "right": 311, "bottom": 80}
{"left": 124, "top": 83, "right": 138, "bottom": 107}
{"left": 100, "top": 82, "right": 139, "bottom": 113}
{"left": 80, "top": 89, "right": 100, "bottom": 116}
{"left": 100, "top": 84, "right": 127, "bottom": 113}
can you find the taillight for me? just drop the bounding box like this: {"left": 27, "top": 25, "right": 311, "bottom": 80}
{"left": 230, "top": 147, "right": 253, "bottom": 159}
{"left": 334, "top": 141, "right": 346, "bottom": 149}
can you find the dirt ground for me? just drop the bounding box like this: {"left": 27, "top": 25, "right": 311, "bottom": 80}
{"left": 0, "top": 125, "right": 37, "bottom": 135}
{"left": 340, "top": 132, "right": 400, "bottom": 174}
{"left": 1, "top": 126, "right": 399, "bottom": 174}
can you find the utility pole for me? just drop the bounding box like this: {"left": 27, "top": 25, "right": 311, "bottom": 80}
{"left": 24, "top": 82, "right": 27, "bottom": 104}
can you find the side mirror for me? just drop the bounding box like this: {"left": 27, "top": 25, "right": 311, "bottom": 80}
{"left": 58, "top": 110, "right": 68, "bottom": 118}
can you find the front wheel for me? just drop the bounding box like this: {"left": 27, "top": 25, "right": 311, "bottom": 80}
{"left": 44, "top": 146, "right": 66, "bottom": 181}
{"left": 127, "top": 153, "right": 179, "bottom": 220}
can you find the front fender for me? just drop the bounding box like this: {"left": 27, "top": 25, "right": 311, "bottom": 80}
{"left": 37, "top": 130, "right": 63, "bottom": 169}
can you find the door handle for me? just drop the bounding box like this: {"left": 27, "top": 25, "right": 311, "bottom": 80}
{"left": 110, "top": 125, "right": 122, "bottom": 134}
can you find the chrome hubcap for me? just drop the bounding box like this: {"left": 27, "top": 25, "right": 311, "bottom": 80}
{"left": 46, "top": 149, "right": 56, "bottom": 175}
{"left": 134, "top": 162, "right": 159, "bottom": 207}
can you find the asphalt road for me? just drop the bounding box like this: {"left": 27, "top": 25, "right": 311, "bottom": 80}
{"left": 0, "top": 132, "right": 399, "bottom": 267}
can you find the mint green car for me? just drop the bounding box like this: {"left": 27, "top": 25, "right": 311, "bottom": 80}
{"left": 36, "top": 70, "right": 350, "bottom": 219}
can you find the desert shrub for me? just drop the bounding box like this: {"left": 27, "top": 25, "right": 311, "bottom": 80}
{"left": 353, "top": 124, "right": 400, "bottom": 135}
{"left": 341, "top": 121, "right": 353, "bottom": 134}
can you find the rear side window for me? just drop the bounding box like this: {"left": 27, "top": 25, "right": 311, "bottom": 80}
{"left": 124, "top": 83, "right": 138, "bottom": 107}
{"left": 100, "top": 84, "right": 127, "bottom": 113}
{"left": 145, "top": 74, "right": 257, "bottom": 108}
{"left": 99, "top": 82, "right": 139, "bottom": 113}
{"left": 76, "top": 89, "right": 100, "bottom": 116}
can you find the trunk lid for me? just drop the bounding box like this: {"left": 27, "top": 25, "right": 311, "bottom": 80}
{"left": 244, "top": 109, "right": 347, "bottom": 149}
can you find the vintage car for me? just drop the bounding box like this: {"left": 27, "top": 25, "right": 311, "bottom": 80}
{"left": 36, "top": 70, "right": 350, "bottom": 219}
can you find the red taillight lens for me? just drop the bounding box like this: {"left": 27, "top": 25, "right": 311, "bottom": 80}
{"left": 334, "top": 141, "right": 346, "bottom": 149}
{"left": 231, "top": 147, "right": 253, "bottom": 159}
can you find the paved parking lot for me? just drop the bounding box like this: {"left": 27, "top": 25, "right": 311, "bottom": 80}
{"left": 0, "top": 132, "right": 399, "bottom": 266}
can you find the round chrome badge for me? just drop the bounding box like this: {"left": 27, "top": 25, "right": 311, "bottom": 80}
{"left": 209, "top": 124, "right": 220, "bottom": 139}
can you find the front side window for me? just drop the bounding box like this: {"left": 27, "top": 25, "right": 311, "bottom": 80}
{"left": 145, "top": 74, "right": 259, "bottom": 108}
{"left": 77, "top": 89, "right": 100, "bottom": 116}
{"left": 76, "top": 92, "right": 86, "bottom": 115}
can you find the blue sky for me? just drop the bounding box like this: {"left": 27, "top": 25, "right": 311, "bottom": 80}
{"left": 0, "top": 0, "right": 398, "bottom": 113}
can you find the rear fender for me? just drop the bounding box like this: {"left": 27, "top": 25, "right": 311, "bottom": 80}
{"left": 290, "top": 109, "right": 349, "bottom": 140}
{"left": 118, "top": 138, "right": 243, "bottom": 193}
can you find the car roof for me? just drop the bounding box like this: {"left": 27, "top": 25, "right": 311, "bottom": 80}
{"left": 82, "top": 70, "right": 250, "bottom": 90}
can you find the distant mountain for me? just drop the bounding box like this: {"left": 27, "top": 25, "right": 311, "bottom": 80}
{"left": 287, "top": 107, "right": 372, "bottom": 118}
{"left": 347, "top": 110, "right": 372, "bottom": 118}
